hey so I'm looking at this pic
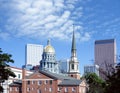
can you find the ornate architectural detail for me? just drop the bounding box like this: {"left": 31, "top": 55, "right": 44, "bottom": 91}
{"left": 40, "top": 39, "right": 58, "bottom": 73}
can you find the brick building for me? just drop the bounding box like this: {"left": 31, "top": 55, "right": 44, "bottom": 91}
{"left": 9, "top": 69, "right": 86, "bottom": 93}
{"left": 9, "top": 81, "right": 22, "bottom": 93}
{"left": 9, "top": 30, "right": 87, "bottom": 93}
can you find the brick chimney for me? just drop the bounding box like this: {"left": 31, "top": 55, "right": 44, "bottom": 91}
{"left": 22, "top": 68, "right": 26, "bottom": 93}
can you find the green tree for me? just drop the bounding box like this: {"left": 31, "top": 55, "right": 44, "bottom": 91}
{"left": 0, "top": 48, "right": 16, "bottom": 92}
{"left": 82, "top": 73, "right": 105, "bottom": 93}
{"left": 105, "top": 65, "right": 120, "bottom": 93}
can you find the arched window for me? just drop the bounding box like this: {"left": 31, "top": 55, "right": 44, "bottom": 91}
{"left": 72, "top": 64, "right": 74, "bottom": 70}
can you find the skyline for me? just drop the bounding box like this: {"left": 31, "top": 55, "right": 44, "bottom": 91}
{"left": 0, "top": 0, "right": 120, "bottom": 74}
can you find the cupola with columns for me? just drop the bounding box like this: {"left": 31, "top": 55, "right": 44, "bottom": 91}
{"left": 40, "top": 39, "right": 58, "bottom": 73}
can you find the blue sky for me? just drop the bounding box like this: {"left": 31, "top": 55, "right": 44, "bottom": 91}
{"left": 0, "top": 0, "right": 120, "bottom": 74}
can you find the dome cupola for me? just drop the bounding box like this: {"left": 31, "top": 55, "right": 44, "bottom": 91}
{"left": 44, "top": 39, "right": 55, "bottom": 53}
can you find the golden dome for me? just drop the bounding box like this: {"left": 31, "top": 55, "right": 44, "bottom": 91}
{"left": 43, "top": 39, "right": 55, "bottom": 53}
{"left": 44, "top": 45, "right": 55, "bottom": 53}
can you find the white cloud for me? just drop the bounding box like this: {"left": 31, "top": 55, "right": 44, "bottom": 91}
{"left": 0, "top": 31, "right": 10, "bottom": 40}
{"left": 0, "top": 0, "right": 90, "bottom": 42}
{"left": 80, "top": 32, "right": 91, "bottom": 41}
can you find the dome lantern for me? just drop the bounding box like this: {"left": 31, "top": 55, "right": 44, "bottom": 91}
{"left": 44, "top": 39, "right": 55, "bottom": 53}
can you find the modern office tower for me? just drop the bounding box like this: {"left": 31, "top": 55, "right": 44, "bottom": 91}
{"left": 95, "top": 39, "right": 116, "bottom": 78}
{"left": 40, "top": 40, "right": 59, "bottom": 73}
{"left": 58, "top": 59, "right": 69, "bottom": 73}
{"left": 25, "top": 44, "right": 43, "bottom": 66}
{"left": 84, "top": 65, "right": 99, "bottom": 76}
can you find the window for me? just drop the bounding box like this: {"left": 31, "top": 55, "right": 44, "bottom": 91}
{"left": 32, "top": 81, "right": 35, "bottom": 84}
{"left": 38, "top": 81, "right": 42, "bottom": 85}
{"left": 65, "top": 88, "right": 68, "bottom": 92}
{"left": 72, "top": 64, "right": 74, "bottom": 69}
{"left": 45, "top": 87, "right": 47, "bottom": 91}
{"left": 51, "top": 63, "right": 52, "bottom": 68}
{"left": 15, "top": 87, "right": 19, "bottom": 91}
{"left": 49, "top": 88, "right": 52, "bottom": 92}
{"left": 49, "top": 80, "right": 52, "bottom": 85}
{"left": 58, "top": 87, "right": 60, "bottom": 92}
{"left": 27, "top": 81, "right": 30, "bottom": 85}
{"left": 44, "top": 80, "right": 48, "bottom": 84}
{"left": 37, "top": 89, "right": 41, "bottom": 93}
{"left": 44, "top": 62, "right": 45, "bottom": 66}
{"left": 31, "top": 87, "right": 34, "bottom": 91}
{"left": 72, "top": 87, "right": 76, "bottom": 92}
{"left": 10, "top": 87, "right": 12, "bottom": 91}
{"left": 47, "top": 63, "right": 49, "bottom": 68}
{"left": 27, "top": 87, "right": 30, "bottom": 92}
{"left": 18, "top": 74, "right": 21, "bottom": 78}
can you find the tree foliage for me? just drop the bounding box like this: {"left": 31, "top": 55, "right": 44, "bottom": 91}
{"left": 83, "top": 65, "right": 120, "bottom": 93}
{"left": 104, "top": 66, "right": 120, "bottom": 93}
{"left": 82, "top": 73, "right": 105, "bottom": 93}
{"left": 0, "top": 48, "right": 16, "bottom": 92}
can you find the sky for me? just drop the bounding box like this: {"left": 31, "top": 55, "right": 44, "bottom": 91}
{"left": 0, "top": 0, "right": 120, "bottom": 75}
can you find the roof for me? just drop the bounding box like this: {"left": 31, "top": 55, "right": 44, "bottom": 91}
{"left": 26, "top": 70, "right": 84, "bottom": 86}
{"left": 58, "top": 79, "right": 82, "bottom": 86}
{"left": 71, "top": 30, "right": 76, "bottom": 51}
{"left": 9, "top": 80, "right": 22, "bottom": 86}
{"left": 40, "top": 70, "right": 84, "bottom": 86}
{"left": 95, "top": 39, "right": 115, "bottom": 44}
{"left": 39, "top": 70, "right": 77, "bottom": 80}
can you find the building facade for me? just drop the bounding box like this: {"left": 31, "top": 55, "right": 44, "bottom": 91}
{"left": 25, "top": 44, "right": 43, "bottom": 66}
{"left": 58, "top": 59, "right": 69, "bottom": 74}
{"left": 40, "top": 39, "right": 59, "bottom": 73}
{"left": 95, "top": 39, "right": 116, "bottom": 78}
{"left": 84, "top": 65, "right": 99, "bottom": 76}
{"left": 3, "top": 66, "right": 33, "bottom": 93}
{"left": 21, "top": 69, "right": 86, "bottom": 93}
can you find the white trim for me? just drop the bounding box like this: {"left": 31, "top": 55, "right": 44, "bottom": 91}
{"left": 22, "top": 79, "right": 53, "bottom": 81}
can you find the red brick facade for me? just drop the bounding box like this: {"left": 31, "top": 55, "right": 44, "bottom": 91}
{"left": 9, "top": 85, "right": 22, "bottom": 93}
{"left": 9, "top": 69, "right": 86, "bottom": 93}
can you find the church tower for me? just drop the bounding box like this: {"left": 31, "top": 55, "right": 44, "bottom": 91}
{"left": 68, "top": 29, "right": 80, "bottom": 79}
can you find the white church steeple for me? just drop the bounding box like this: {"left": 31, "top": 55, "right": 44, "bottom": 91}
{"left": 68, "top": 25, "right": 80, "bottom": 79}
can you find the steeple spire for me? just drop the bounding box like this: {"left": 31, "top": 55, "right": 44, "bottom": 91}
{"left": 71, "top": 25, "right": 77, "bottom": 57}
{"left": 68, "top": 24, "right": 80, "bottom": 79}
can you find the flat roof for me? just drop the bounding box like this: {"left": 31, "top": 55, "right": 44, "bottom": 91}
{"left": 95, "top": 39, "right": 115, "bottom": 45}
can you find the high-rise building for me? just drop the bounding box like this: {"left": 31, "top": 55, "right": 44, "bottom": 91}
{"left": 25, "top": 44, "right": 43, "bottom": 66}
{"left": 95, "top": 39, "right": 116, "bottom": 78}
{"left": 84, "top": 65, "right": 99, "bottom": 76}
{"left": 58, "top": 59, "right": 69, "bottom": 73}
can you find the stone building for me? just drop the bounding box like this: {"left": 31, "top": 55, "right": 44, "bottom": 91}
{"left": 40, "top": 39, "right": 59, "bottom": 73}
